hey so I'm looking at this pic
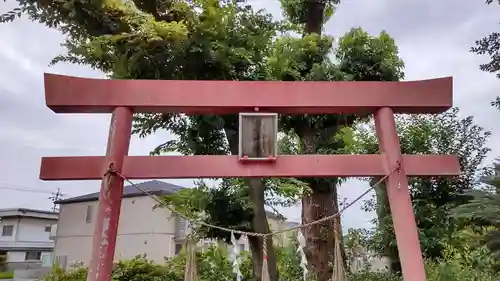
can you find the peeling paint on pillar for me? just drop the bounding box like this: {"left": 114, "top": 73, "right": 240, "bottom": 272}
{"left": 375, "top": 107, "right": 427, "bottom": 281}
{"left": 86, "top": 107, "right": 133, "bottom": 281}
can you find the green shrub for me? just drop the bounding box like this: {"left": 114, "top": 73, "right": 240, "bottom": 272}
{"left": 0, "top": 271, "right": 13, "bottom": 279}
{"left": 347, "top": 256, "right": 500, "bottom": 281}
{"left": 425, "top": 260, "right": 498, "bottom": 281}
{"left": 43, "top": 264, "right": 87, "bottom": 281}
{"left": 347, "top": 271, "right": 402, "bottom": 281}
{"left": 347, "top": 261, "right": 500, "bottom": 281}
{"left": 113, "top": 255, "right": 181, "bottom": 281}
{"left": 41, "top": 244, "right": 500, "bottom": 281}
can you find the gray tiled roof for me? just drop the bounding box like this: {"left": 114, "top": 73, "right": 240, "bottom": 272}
{"left": 54, "top": 180, "right": 287, "bottom": 221}
{"left": 55, "top": 180, "right": 184, "bottom": 204}
{"left": 0, "top": 208, "right": 58, "bottom": 216}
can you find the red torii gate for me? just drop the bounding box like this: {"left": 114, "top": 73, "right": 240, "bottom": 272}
{"left": 40, "top": 73, "right": 460, "bottom": 281}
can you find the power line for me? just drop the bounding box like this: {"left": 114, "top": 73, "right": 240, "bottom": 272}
{"left": 0, "top": 181, "right": 54, "bottom": 191}
{"left": 48, "top": 188, "right": 65, "bottom": 212}
{"left": 0, "top": 182, "right": 66, "bottom": 211}
{"left": 0, "top": 184, "right": 54, "bottom": 194}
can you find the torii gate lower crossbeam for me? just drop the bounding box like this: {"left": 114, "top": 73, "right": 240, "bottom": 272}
{"left": 40, "top": 74, "right": 460, "bottom": 281}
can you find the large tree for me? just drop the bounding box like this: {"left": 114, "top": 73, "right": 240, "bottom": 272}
{"left": 452, "top": 159, "right": 500, "bottom": 259}
{"left": 471, "top": 0, "right": 500, "bottom": 109}
{"left": 347, "top": 108, "right": 491, "bottom": 272}
{"left": 2, "top": 1, "right": 285, "bottom": 279}
{"left": 271, "top": 2, "right": 404, "bottom": 279}
{"left": 1, "top": 1, "right": 404, "bottom": 280}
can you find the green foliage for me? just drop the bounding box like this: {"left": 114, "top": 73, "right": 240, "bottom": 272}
{"left": 1, "top": 0, "right": 280, "bottom": 82}
{"left": 2, "top": 0, "right": 403, "bottom": 278}
{"left": 348, "top": 271, "right": 402, "bottom": 281}
{"left": 43, "top": 264, "right": 88, "bottom": 281}
{"left": 472, "top": 1, "right": 500, "bottom": 78}
{"left": 492, "top": 97, "right": 500, "bottom": 110}
{"left": 424, "top": 261, "right": 498, "bottom": 281}
{"left": 279, "top": 0, "right": 339, "bottom": 27}
{"left": 348, "top": 261, "right": 500, "bottom": 281}
{"left": 40, "top": 244, "right": 500, "bottom": 281}
{"left": 336, "top": 28, "right": 404, "bottom": 82}
{"left": 160, "top": 177, "right": 304, "bottom": 242}
{"left": 113, "top": 255, "right": 181, "bottom": 281}
{"left": 277, "top": 26, "right": 405, "bottom": 144}
{"left": 471, "top": 1, "right": 500, "bottom": 107}
{"left": 452, "top": 158, "right": 500, "bottom": 259}
{"left": 342, "top": 228, "right": 373, "bottom": 270}
{"left": 267, "top": 33, "right": 339, "bottom": 82}
{"left": 345, "top": 227, "right": 500, "bottom": 281}
{"left": 41, "top": 245, "right": 301, "bottom": 281}
{"left": 343, "top": 228, "right": 372, "bottom": 252}
{"left": 161, "top": 180, "right": 253, "bottom": 242}
{"left": 347, "top": 108, "right": 491, "bottom": 269}
{"left": 439, "top": 228, "right": 500, "bottom": 272}
{"left": 0, "top": 272, "right": 13, "bottom": 280}
{"left": 274, "top": 240, "right": 303, "bottom": 281}
{"left": 423, "top": 229, "right": 500, "bottom": 281}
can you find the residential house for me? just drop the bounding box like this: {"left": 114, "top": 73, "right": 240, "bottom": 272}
{"left": 53, "top": 180, "right": 298, "bottom": 268}
{"left": 348, "top": 244, "right": 390, "bottom": 272}
{"left": 0, "top": 208, "right": 58, "bottom": 270}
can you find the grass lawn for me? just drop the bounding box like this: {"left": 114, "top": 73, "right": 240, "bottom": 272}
{"left": 0, "top": 271, "right": 13, "bottom": 279}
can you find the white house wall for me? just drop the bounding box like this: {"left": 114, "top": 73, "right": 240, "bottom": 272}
{"left": 54, "top": 196, "right": 299, "bottom": 268}
{"left": 17, "top": 218, "right": 54, "bottom": 244}
{"left": 6, "top": 251, "right": 25, "bottom": 262}
{"left": 0, "top": 217, "right": 55, "bottom": 249}
{"left": 55, "top": 196, "right": 177, "bottom": 266}
{"left": 0, "top": 217, "right": 18, "bottom": 244}
{"left": 0, "top": 215, "right": 57, "bottom": 270}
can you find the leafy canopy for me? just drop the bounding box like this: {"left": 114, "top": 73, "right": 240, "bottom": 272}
{"left": 347, "top": 108, "right": 491, "bottom": 268}
{"left": 453, "top": 159, "right": 500, "bottom": 259}
{"left": 470, "top": 0, "right": 500, "bottom": 108}
{"left": 2, "top": 1, "right": 404, "bottom": 279}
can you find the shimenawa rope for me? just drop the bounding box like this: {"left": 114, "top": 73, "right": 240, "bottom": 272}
{"left": 110, "top": 165, "right": 399, "bottom": 238}
{"left": 106, "top": 163, "right": 400, "bottom": 281}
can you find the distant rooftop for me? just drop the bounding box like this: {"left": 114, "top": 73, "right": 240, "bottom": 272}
{"left": 55, "top": 180, "right": 183, "bottom": 204}
{"left": 0, "top": 208, "right": 58, "bottom": 220}
{"left": 55, "top": 180, "right": 284, "bottom": 220}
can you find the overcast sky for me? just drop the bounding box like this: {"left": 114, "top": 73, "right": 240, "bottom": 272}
{"left": 0, "top": 0, "right": 499, "bottom": 230}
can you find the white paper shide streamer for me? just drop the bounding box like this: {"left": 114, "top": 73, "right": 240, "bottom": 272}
{"left": 297, "top": 231, "right": 308, "bottom": 281}
{"left": 230, "top": 232, "right": 243, "bottom": 281}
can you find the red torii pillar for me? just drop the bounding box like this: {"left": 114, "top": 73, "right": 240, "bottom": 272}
{"left": 40, "top": 74, "right": 459, "bottom": 281}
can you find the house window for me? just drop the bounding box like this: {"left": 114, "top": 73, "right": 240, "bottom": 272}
{"left": 1, "top": 225, "right": 13, "bottom": 236}
{"left": 44, "top": 225, "right": 52, "bottom": 232}
{"left": 25, "top": 251, "right": 42, "bottom": 261}
{"left": 85, "top": 205, "right": 93, "bottom": 223}
{"left": 174, "top": 243, "right": 183, "bottom": 255}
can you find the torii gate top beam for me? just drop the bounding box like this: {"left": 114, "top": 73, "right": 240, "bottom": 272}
{"left": 42, "top": 73, "right": 456, "bottom": 281}
{"left": 44, "top": 74, "right": 453, "bottom": 115}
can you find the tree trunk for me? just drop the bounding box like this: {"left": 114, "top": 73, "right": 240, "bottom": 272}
{"left": 300, "top": 133, "right": 344, "bottom": 281}
{"left": 302, "top": 180, "right": 336, "bottom": 281}
{"left": 303, "top": 0, "right": 326, "bottom": 35}
{"left": 224, "top": 125, "right": 279, "bottom": 281}
{"left": 299, "top": 2, "right": 345, "bottom": 280}
{"left": 372, "top": 178, "right": 400, "bottom": 273}
{"left": 247, "top": 178, "right": 279, "bottom": 281}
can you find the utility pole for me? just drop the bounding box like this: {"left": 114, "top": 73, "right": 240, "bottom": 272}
{"left": 49, "top": 188, "right": 64, "bottom": 212}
